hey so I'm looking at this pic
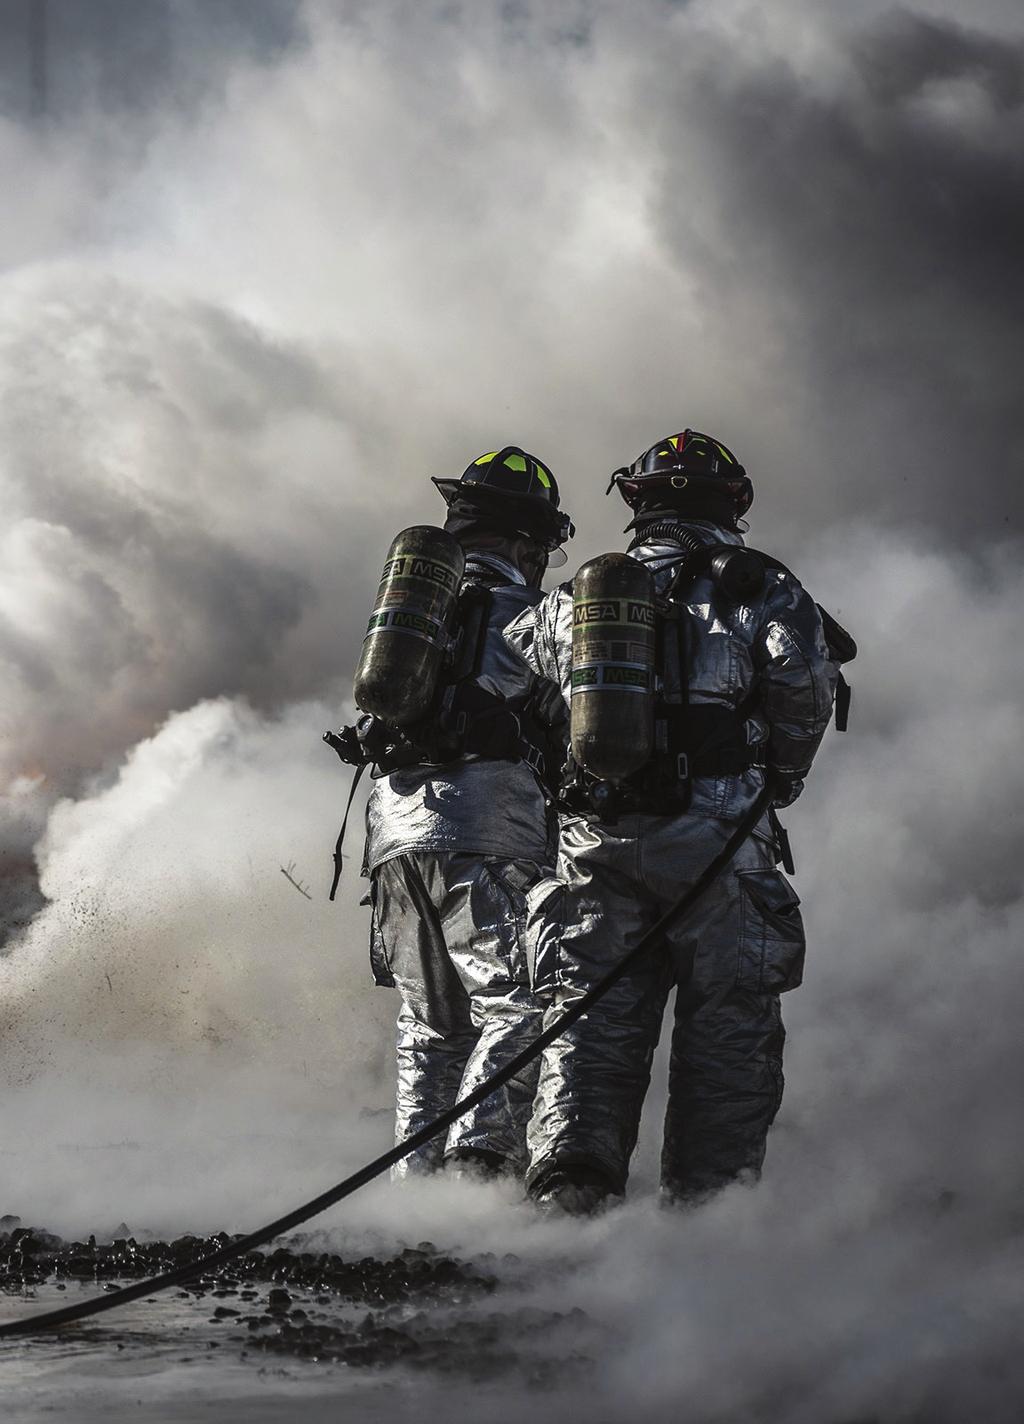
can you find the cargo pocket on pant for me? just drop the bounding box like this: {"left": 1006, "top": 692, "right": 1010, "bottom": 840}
{"left": 523, "top": 877, "right": 566, "bottom": 996}
{"left": 736, "top": 869, "right": 806, "bottom": 993}
{"left": 367, "top": 875, "right": 395, "bottom": 989}
{"left": 480, "top": 858, "right": 538, "bottom": 985}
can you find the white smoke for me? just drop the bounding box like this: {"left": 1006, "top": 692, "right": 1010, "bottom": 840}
{"left": 0, "top": 692, "right": 397, "bottom": 1233}
{"left": 1, "top": 2, "right": 1022, "bottom": 1419}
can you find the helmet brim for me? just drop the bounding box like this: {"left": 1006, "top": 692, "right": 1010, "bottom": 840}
{"left": 609, "top": 470, "right": 752, "bottom": 520}
{"left": 433, "top": 478, "right": 574, "bottom": 551}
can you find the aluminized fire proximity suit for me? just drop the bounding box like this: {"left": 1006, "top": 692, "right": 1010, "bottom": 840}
{"left": 504, "top": 521, "right": 839, "bottom": 1200}
{"left": 364, "top": 552, "right": 561, "bottom": 1178}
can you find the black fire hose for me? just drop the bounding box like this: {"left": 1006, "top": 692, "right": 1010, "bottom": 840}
{"left": 0, "top": 784, "right": 773, "bottom": 1339}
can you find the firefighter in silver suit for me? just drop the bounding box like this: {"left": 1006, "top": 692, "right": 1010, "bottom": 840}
{"left": 505, "top": 431, "right": 844, "bottom": 1212}
{"left": 362, "top": 449, "right": 573, "bottom": 1179}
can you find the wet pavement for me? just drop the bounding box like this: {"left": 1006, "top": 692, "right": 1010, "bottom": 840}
{"left": 0, "top": 1219, "right": 594, "bottom": 1422}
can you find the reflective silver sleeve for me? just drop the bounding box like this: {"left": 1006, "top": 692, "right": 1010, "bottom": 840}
{"left": 755, "top": 574, "right": 839, "bottom": 787}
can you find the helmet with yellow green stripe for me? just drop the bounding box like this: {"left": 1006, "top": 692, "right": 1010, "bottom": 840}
{"left": 459, "top": 447, "right": 558, "bottom": 501}
{"left": 433, "top": 446, "right": 574, "bottom": 552}
{"left": 608, "top": 429, "right": 753, "bottom": 525}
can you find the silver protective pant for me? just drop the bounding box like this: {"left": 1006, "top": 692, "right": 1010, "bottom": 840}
{"left": 525, "top": 811, "right": 805, "bottom": 1200}
{"left": 370, "top": 851, "right": 545, "bottom": 1178}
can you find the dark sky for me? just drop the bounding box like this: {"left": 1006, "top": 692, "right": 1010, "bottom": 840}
{"left": 0, "top": 0, "right": 303, "bottom": 118}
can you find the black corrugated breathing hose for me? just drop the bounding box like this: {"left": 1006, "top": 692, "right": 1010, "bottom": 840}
{"left": 0, "top": 785, "right": 772, "bottom": 1339}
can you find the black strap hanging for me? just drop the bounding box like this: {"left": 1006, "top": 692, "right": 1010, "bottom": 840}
{"left": 767, "top": 805, "right": 796, "bottom": 874}
{"left": 834, "top": 673, "right": 851, "bottom": 732}
{"left": 328, "top": 762, "right": 366, "bottom": 902}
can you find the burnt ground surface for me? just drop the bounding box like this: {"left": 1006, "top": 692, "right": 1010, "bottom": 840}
{"left": 0, "top": 1216, "right": 592, "bottom": 1397}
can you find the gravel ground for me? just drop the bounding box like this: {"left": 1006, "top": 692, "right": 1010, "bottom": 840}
{"left": 0, "top": 1220, "right": 596, "bottom": 1423}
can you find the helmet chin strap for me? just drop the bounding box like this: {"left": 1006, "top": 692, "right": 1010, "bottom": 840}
{"left": 524, "top": 548, "right": 549, "bottom": 589}
{"left": 606, "top": 467, "right": 629, "bottom": 496}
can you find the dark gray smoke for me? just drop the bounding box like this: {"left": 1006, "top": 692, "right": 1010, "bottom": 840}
{"left": 645, "top": 8, "right": 1024, "bottom": 543}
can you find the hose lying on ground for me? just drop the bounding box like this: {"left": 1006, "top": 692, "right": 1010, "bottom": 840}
{"left": 0, "top": 785, "right": 773, "bottom": 1339}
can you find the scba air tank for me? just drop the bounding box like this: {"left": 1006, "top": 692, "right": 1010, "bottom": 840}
{"left": 571, "top": 553, "right": 656, "bottom": 783}
{"left": 354, "top": 526, "right": 465, "bottom": 726}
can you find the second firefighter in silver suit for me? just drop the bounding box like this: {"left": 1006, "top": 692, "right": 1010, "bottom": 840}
{"left": 505, "top": 430, "right": 845, "bottom": 1210}
{"left": 362, "top": 449, "right": 571, "bottom": 1178}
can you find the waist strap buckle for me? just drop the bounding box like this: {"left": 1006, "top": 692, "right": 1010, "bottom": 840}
{"left": 521, "top": 742, "right": 545, "bottom": 777}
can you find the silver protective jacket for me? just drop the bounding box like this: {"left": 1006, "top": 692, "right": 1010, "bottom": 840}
{"left": 364, "top": 553, "right": 560, "bottom": 873}
{"left": 505, "top": 520, "right": 838, "bottom": 813}
{"left": 503, "top": 520, "right": 840, "bottom": 1199}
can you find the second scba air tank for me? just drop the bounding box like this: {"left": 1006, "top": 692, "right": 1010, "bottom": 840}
{"left": 353, "top": 525, "right": 465, "bottom": 726}
{"left": 570, "top": 553, "right": 656, "bottom": 783}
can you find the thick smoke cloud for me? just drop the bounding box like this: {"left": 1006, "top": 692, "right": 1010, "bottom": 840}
{"left": 1, "top": 2, "right": 1022, "bottom": 1418}
{"left": 2, "top": 272, "right": 342, "bottom": 773}
{"left": 0, "top": 269, "right": 394, "bottom": 929}
{"left": 646, "top": 7, "right": 1024, "bottom": 541}
{"left": 1, "top": 693, "right": 399, "bottom": 1236}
